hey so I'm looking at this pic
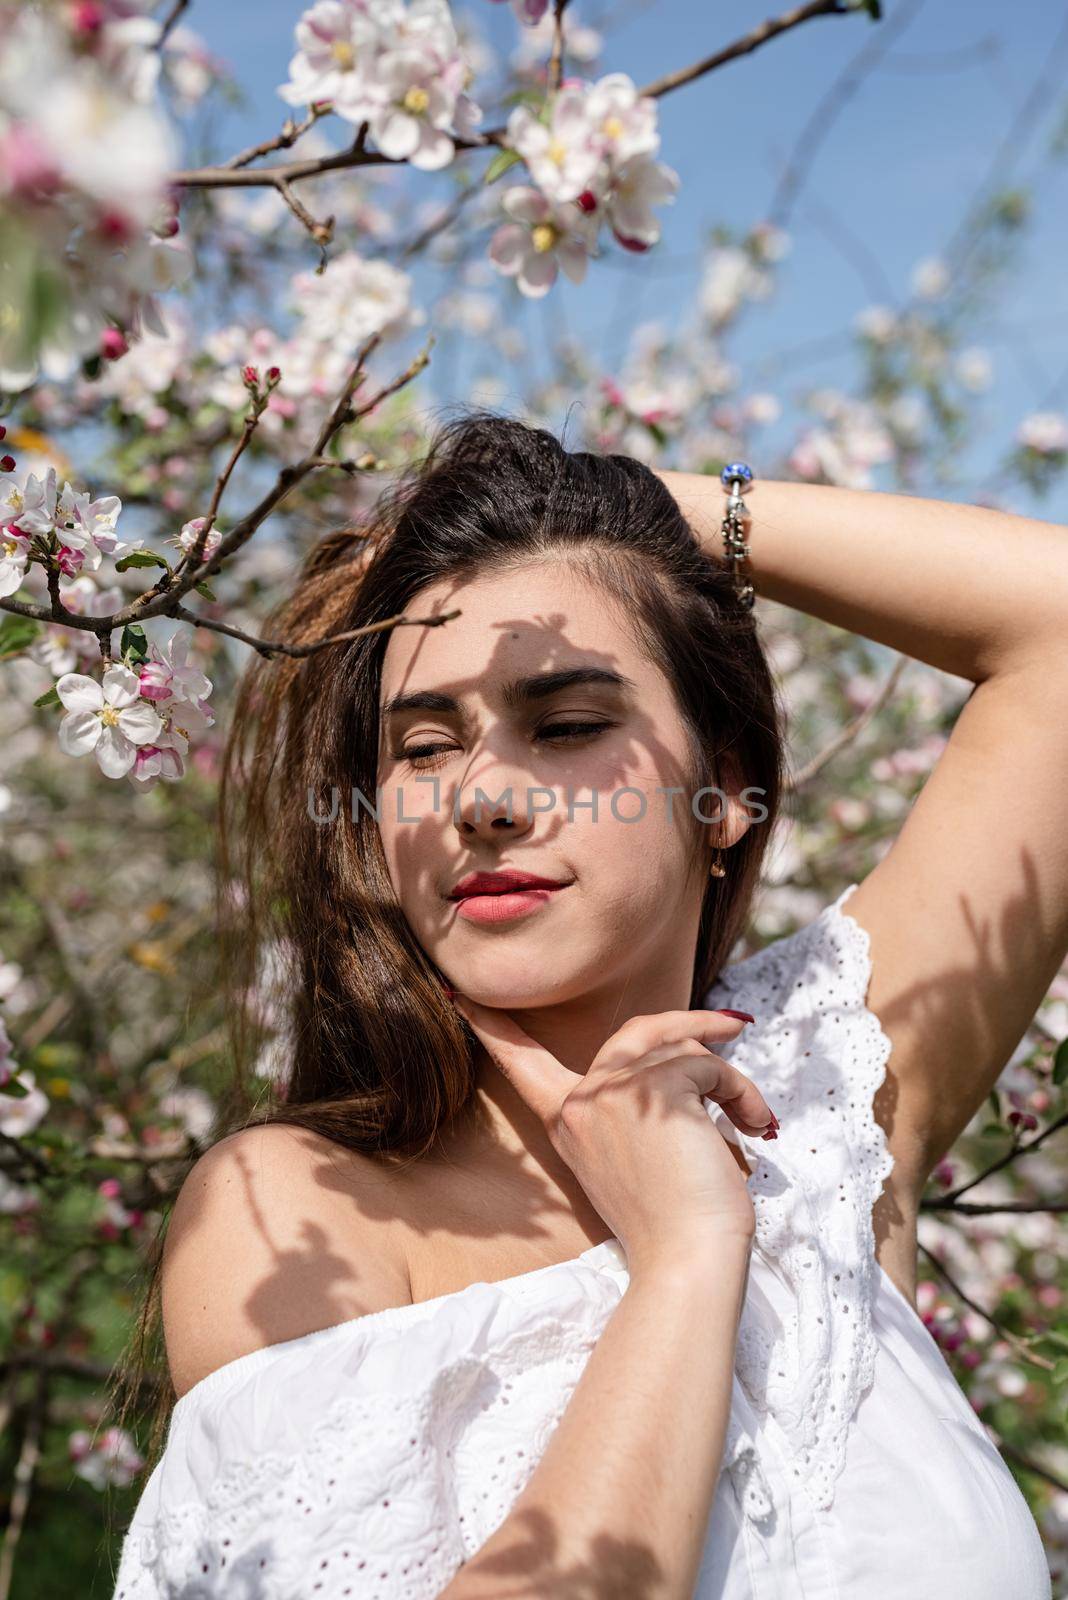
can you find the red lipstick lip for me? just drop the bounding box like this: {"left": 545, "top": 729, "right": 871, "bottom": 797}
{"left": 447, "top": 870, "right": 572, "bottom": 900}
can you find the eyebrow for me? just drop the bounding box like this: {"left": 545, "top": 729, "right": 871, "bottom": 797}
{"left": 382, "top": 666, "right": 636, "bottom": 719}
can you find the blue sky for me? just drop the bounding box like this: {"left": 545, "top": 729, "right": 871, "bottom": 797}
{"left": 181, "top": 0, "right": 1068, "bottom": 520}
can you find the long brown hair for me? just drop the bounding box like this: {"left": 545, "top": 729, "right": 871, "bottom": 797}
{"left": 102, "top": 407, "right": 787, "bottom": 1529}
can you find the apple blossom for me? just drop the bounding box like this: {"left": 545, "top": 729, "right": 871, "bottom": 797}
{"left": 69, "top": 1426, "right": 144, "bottom": 1490}
{"left": 0, "top": 524, "right": 30, "bottom": 597}
{"left": 603, "top": 151, "right": 679, "bottom": 250}
{"left": 137, "top": 629, "right": 213, "bottom": 706}
{"left": 56, "top": 664, "right": 164, "bottom": 779}
{"left": 278, "top": 0, "right": 483, "bottom": 170}
{"left": 1017, "top": 413, "right": 1068, "bottom": 455}
{"left": 504, "top": 87, "right": 604, "bottom": 204}
{"left": 489, "top": 185, "right": 597, "bottom": 297}
{"left": 0, "top": 1066, "right": 49, "bottom": 1138}
{"left": 175, "top": 516, "right": 222, "bottom": 561}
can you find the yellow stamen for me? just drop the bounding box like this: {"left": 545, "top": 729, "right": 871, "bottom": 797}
{"left": 403, "top": 85, "right": 429, "bottom": 115}
{"left": 547, "top": 137, "right": 567, "bottom": 166}
{"left": 330, "top": 39, "right": 355, "bottom": 68}
{"left": 603, "top": 115, "right": 624, "bottom": 140}
{"left": 531, "top": 222, "right": 557, "bottom": 254}
{"left": 100, "top": 705, "right": 120, "bottom": 728}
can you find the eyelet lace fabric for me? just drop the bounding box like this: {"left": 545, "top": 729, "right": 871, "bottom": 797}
{"left": 703, "top": 880, "right": 896, "bottom": 1519}
{"left": 112, "top": 882, "right": 902, "bottom": 1599}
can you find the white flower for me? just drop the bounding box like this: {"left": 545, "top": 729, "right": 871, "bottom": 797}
{"left": 277, "top": 0, "right": 386, "bottom": 110}
{"left": 489, "top": 186, "right": 597, "bottom": 297}
{"left": 955, "top": 347, "right": 993, "bottom": 393}
{"left": 583, "top": 73, "right": 659, "bottom": 169}
{"left": 0, "top": 1068, "right": 49, "bottom": 1138}
{"left": 69, "top": 1426, "right": 144, "bottom": 1491}
{"left": 505, "top": 88, "right": 603, "bottom": 204}
{"left": 137, "top": 628, "right": 213, "bottom": 706}
{"left": 291, "top": 250, "right": 413, "bottom": 348}
{"left": 175, "top": 517, "right": 222, "bottom": 560}
{"left": 1016, "top": 412, "right": 1068, "bottom": 455}
{"left": 603, "top": 152, "right": 678, "bottom": 250}
{"left": 911, "top": 256, "right": 950, "bottom": 300}
{"left": 278, "top": 0, "right": 481, "bottom": 171}
{"left": 128, "top": 732, "right": 186, "bottom": 792}
{"left": 0, "top": 526, "right": 30, "bottom": 599}
{"left": 32, "top": 75, "right": 176, "bottom": 231}
{"left": 8, "top": 468, "right": 59, "bottom": 537}
{"left": 700, "top": 245, "right": 774, "bottom": 327}
{"left": 56, "top": 665, "right": 164, "bottom": 779}
{"left": 372, "top": 44, "right": 472, "bottom": 171}
{"left": 855, "top": 305, "right": 897, "bottom": 344}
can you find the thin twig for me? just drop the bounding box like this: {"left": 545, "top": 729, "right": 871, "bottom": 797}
{"left": 275, "top": 175, "right": 335, "bottom": 248}
{"left": 549, "top": 0, "right": 570, "bottom": 92}
{"left": 932, "top": 1112, "right": 1068, "bottom": 1206}
{"left": 786, "top": 654, "right": 909, "bottom": 790}
{"left": 225, "top": 106, "right": 331, "bottom": 171}
{"left": 155, "top": 0, "right": 189, "bottom": 51}
{"left": 918, "top": 1241, "right": 1054, "bottom": 1372}
{"left": 1, "top": 336, "right": 433, "bottom": 632}
{"left": 920, "top": 1198, "right": 1068, "bottom": 1215}
{"left": 167, "top": 603, "right": 462, "bottom": 660}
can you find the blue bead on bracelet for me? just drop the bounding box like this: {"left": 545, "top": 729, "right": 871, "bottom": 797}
{"left": 720, "top": 462, "right": 754, "bottom": 490}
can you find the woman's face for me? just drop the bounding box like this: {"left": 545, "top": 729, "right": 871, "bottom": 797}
{"left": 376, "top": 559, "right": 749, "bottom": 1031}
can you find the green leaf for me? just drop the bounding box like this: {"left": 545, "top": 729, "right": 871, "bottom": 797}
{"left": 194, "top": 580, "right": 217, "bottom": 601}
{"left": 1052, "top": 1357, "right": 1068, "bottom": 1387}
{"left": 987, "top": 1088, "right": 1001, "bottom": 1118}
{"left": 33, "top": 684, "right": 61, "bottom": 709}
{"left": 1053, "top": 1037, "right": 1068, "bottom": 1087}
{"left": 0, "top": 613, "right": 41, "bottom": 660}
{"left": 483, "top": 148, "right": 522, "bottom": 185}
{"left": 120, "top": 623, "right": 149, "bottom": 664}
{"left": 114, "top": 549, "right": 171, "bottom": 573}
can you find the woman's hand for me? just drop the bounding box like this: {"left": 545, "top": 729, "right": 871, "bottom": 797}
{"left": 451, "top": 998, "right": 775, "bottom": 1268}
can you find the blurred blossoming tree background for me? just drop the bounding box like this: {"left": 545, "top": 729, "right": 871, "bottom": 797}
{"left": 1, "top": 0, "right": 1067, "bottom": 1592}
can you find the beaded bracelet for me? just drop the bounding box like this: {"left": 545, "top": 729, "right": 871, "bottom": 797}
{"left": 719, "top": 461, "right": 756, "bottom": 609}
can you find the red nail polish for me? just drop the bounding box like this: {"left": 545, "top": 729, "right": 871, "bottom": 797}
{"left": 716, "top": 1009, "right": 755, "bottom": 1023}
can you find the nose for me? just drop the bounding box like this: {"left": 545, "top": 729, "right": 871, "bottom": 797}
{"left": 452, "top": 751, "right": 540, "bottom": 843}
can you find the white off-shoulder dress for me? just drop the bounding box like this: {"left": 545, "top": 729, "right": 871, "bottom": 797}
{"left": 112, "top": 884, "right": 1052, "bottom": 1599}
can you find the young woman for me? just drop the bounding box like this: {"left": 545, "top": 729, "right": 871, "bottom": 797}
{"left": 110, "top": 411, "right": 1063, "bottom": 1598}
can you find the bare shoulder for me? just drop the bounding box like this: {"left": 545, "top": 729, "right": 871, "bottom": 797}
{"left": 161, "top": 1123, "right": 414, "bottom": 1400}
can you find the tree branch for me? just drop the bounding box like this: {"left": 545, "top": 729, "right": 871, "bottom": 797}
{"left": 167, "top": 1, "right": 861, "bottom": 196}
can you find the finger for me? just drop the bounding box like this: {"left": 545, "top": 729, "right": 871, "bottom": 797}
{"left": 450, "top": 994, "right": 584, "bottom": 1128}
{"left": 638, "top": 1041, "right": 774, "bottom": 1134}
{"left": 594, "top": 1008, "right": 755, "bottom": 1075}
{"left": 706, "top": 1061, "right": 776, "bottom": 1133}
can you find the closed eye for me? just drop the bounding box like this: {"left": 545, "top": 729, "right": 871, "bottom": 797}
{"left": 396, "top": 720, "right": 616, "bottom": 769}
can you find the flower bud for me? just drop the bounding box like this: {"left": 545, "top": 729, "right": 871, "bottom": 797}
{"left": 242, "top": 364, "right": 260, "bottom": 388}
{"left": 265, "top": 366, "right": 281, "bottom": 387}
{"left": 0, "top": 455, "right": 15, "bottom": 473}
{"left": 100, "top": 328, "right": 128, "bottom": 361}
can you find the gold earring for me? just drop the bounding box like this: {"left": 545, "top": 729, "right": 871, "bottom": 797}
{"left": 709, "top": 848, "right": 726, "bottom": 878}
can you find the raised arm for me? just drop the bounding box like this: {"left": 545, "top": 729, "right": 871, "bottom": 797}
{"left": 659, "top": 469, "right": 1068, "bottom": 1210}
